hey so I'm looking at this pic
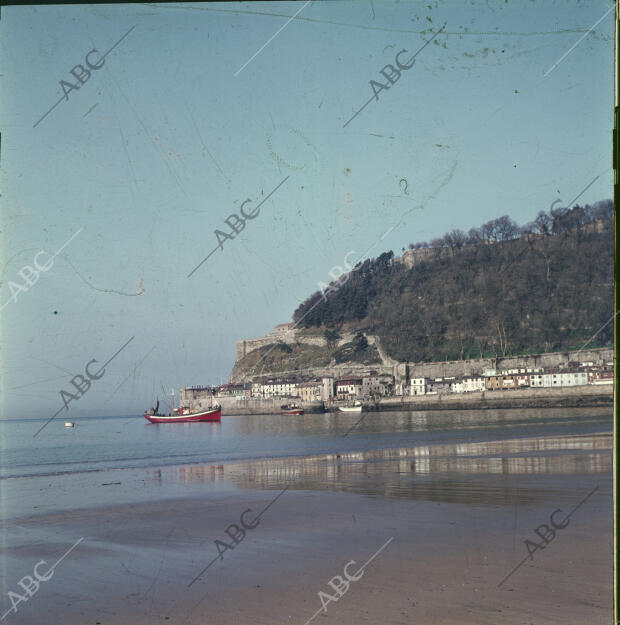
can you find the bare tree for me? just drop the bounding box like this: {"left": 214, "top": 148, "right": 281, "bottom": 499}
{"left": 533, "top": 210, "right": 553, "bottom": 236}
{"left": 443, "top": 229, "right": 467, "bottom": 253}
{"left": 494, "top": 215, "right": 520, "bottom": 241}
{"left": 592, "top": 199, "right": 613, "bottom": 219}
{"left": 495, "top": 320, "right": 510, "bottom": 356}
{"left": 480, "top": 220, "right": 496, "bottom": 242}
{"left": 481, "top": 215, "right": 520, "bottom": 242}
{"left": 467, "top": 227, "right": 484, "bottom": 245}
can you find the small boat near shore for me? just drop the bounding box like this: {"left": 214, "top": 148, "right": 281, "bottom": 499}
{"left": 281, "top": 403, "right": 303, "bottom": 416}
{"left": 333, "top": 400, "right": 362, "bottom": 413}
{"left": 144, "top": 399, "right": 221, "bottom": 423}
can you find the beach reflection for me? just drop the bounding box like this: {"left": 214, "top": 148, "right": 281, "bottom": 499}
{"left": 149, "top": 432, "right": 611, "bottom": 506}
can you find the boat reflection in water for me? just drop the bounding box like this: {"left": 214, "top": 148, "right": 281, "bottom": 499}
{"left": 151, "top": 432, "right": 611, "bottom": 506}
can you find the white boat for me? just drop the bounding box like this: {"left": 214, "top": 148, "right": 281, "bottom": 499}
{"left": 64, "top": 422, "right": 75, "bottom": 428}
{"left": 333, "top": 400, "right": 362, "bottom": 413}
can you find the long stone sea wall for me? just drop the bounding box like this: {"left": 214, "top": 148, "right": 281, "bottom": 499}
{"left": 216, "top": 384, "right": 612, "bottom": 416}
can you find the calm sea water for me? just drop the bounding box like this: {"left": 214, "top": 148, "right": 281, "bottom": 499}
{"left": 0, "top": 407, "right": 612, "bottom": 480}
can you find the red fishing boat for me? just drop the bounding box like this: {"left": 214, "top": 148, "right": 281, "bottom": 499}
{"left": 144, "top": 399, "right": 221, "bottom": 423}
{"left": 281, "top": 403, "right": 303, "bottom": 416}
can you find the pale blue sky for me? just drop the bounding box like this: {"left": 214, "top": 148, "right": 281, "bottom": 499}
{"left": 0, "top": 0, "right": 614, "bottom": 418}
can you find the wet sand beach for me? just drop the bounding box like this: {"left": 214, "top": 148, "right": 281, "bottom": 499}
{"left": 0, "top": 424, "right": 612, "bottom": 625}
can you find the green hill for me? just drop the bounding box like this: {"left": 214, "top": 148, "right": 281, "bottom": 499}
{"left": 293, "top": 200, "right": 614, "bottom": 363}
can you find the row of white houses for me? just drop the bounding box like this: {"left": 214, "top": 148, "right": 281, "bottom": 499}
{"left": 185, "top": 365, "right": 612, "bottom": 404}
{"left": 407, "top": 369, "right": 610, "bottom": 396}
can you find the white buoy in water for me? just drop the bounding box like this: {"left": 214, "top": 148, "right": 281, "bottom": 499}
{"left": 64, "top": 422, "right": 75, "bottom": 428}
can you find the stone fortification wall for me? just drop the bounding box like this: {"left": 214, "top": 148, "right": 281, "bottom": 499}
{"left": 231, "top": 345, "right": 611, "bottom": 384}
{"left": 394, "top": 247, "right": 444, "bottom": 269}
{"left": 236, "top": 330, "right": 357, "bottom": 361}
{"left": 245, "top": 362, "right": 397, "bottom": 382}
{"left": 376, "top": 383, "right": 612, "bottom": 411}
{"left": 395, "top": 347, "right": 612, "bottom": 381}
{"left": 216, "top": 396, "right": 325, "bottom": 415}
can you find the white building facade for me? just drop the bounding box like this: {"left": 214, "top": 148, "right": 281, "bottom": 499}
{"left": 410, "top": 377, "right": 428, "bottom": 396}
{"left": 462, "top": 377, "right": 486, "bottom": 392}
{"left": 260, "top": 380, "right": 299, "bottom": 397}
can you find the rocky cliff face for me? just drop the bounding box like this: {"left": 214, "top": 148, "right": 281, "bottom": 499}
{"left": 230, "top": 329, "right": 394, "bottom": 382}
{"left": 236, "top": 328, "right": 338, "bottom": 361}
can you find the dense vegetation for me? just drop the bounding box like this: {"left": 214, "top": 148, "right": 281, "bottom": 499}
{"left": 293, "top": 200, "right": 614, "bottom": 362}
{"left": 333, "top": 332, "right": 377, "bottom": 364}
